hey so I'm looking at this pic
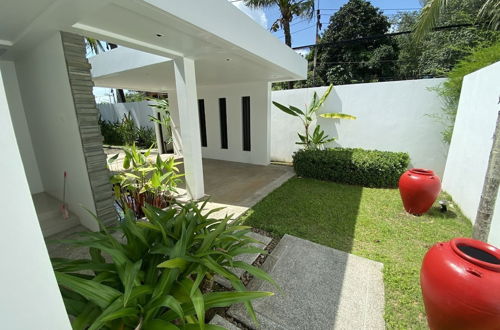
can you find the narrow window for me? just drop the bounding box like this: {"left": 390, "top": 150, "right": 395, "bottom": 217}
{"left": 198, "top": 99, "right": 207, "bottom": 147}
{"left": 219, "top": 98, "right": 228, "bottom": 149}
{"left": 242, "top": 96, "right": 251, "bottom": 151}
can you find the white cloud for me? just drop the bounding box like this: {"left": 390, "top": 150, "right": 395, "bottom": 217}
{"left": 295, "top": 48, "right": 310, "bottom": 57}
{"left": 229, "top": 1, "right": 268, "bottom": 29}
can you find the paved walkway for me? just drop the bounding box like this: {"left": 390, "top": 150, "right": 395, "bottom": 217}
{"left": 227, "top": 235, "right": 385, "bottom": 330}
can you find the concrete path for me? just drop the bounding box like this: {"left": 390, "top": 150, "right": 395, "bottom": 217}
{"left": 228, "top": 235, "right": 385, "bottom": 330}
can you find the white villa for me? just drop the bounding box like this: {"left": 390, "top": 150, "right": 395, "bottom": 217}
{"left": 0, "top": 1, "right": 306, "bottom": 328}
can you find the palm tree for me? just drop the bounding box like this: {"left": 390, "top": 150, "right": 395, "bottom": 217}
{"left": 414, "top": 0, "right": 500, "bottom": 242}
{"left": 243, "top": 0, "right": 314, "bottom": 47}
{"left": 414, "top": 0, "right": 499, "bottom": 41}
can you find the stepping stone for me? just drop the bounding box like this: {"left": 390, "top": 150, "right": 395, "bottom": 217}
{"left": 209, "top": 315, "right": 242, "bottom": 330}
{"left": 228, "top": 234, "right": 385, "bottom": 330}
{"left": 215, "top": 231, "right": 272, "bottom": 289}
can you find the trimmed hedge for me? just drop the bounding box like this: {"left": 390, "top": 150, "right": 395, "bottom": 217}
{"left": 293, "top": 148, "right": 410, "bottom": 188}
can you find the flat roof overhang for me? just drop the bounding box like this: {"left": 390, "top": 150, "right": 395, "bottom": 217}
{"left": 1, "top": 0, "right": 307, "bottom": 84}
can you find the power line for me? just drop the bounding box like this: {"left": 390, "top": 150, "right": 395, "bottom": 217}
{"left": 293, "top": 23, "right": 475, "bottom": 50}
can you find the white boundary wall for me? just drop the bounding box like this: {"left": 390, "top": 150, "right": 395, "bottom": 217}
{"left": 442, "top": 61, "right": 500, "bottom": 247}
{"left": 97, "top": 101, "right": 155, "bottom": 128}
{"left": 271, "top": 79, "right": 449, "bottom": 176}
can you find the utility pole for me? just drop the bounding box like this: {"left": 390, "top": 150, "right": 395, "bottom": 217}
{"left": 312, "top": 0, "right": 322, "bottom": 85}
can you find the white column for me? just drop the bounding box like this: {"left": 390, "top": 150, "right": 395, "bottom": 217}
{"left": 173, "top": 57, "right": 204, "bottom": 199}
{"left": 0, "top": 65, "right": 71, "bottom": 329}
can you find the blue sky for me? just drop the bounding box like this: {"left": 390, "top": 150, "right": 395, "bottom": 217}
{"left": 232, "top": 0, "right": 423, "bottom": 48}
{"left": 96, "top": 0, "right": 424, "bottom": 102}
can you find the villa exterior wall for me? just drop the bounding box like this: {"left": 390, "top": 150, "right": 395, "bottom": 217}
{"left": 15, "top": 33, "right": 100, "bottom": 231}
{"left": 169, "top": 81, "right": 271, "bottom": 165}
{"left": 442, "top": 61, "right": 500, "bottom": 247}
{"left": 0, "top": 63, "right": 71, "bottom": 330}
{"left": 0, "top": 61, "right": 44, "bottom": 194}
{"left": 97, "top": 101, "right": 156, "bottom": 129}
{"left": 271, "top": 78, "right": 449, "bottom": 177}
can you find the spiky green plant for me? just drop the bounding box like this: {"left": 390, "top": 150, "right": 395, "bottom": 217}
{"left": 272, "top": 85, "right": 356, "bottom": 149}
{"left": 109, "top": 144, "right": 183, "bottom": 219}
{"left": 51, "top": 201, "right": 276, "bottom": 329}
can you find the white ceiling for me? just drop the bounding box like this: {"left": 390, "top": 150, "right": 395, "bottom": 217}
{"left": 1, "top": 0, "right": 306, "bottom": 83}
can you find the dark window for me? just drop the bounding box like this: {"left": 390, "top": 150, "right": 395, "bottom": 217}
{"left": 219, "top": 98, "right": 228, "bottom": 149}
{"left": 198, "top": 99, "right": 207, "bottom": 147}
{"left": 242, "top": 96, "right": 251, "bottom": 151}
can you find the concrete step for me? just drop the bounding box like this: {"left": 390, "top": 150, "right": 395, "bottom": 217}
{"left": 32, "top": 193, "right": 80, "bottom": 237}
{"left": 228, "top": 234, "right": 385, "bottom": 330}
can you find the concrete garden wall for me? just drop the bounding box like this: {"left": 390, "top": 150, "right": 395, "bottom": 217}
{"left": 97, "top": 101, "right": 155, "bottom": 128}
{"left": 271, "top": 79, "right": 449, "bottom": 176}
{"left": 442, "top": 61, "right": 500, "bottom": 247}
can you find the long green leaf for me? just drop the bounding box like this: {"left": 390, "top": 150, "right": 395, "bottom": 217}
{"left": 231, "top": 261, "right": 280, "bottom": 290}
{"left": 319, "top": 113, "right": 356, "bottom": 120}
{"left": 122, "top": 260, "right": 142, "bottom": 306}
{"left": 272, "top": 101, "right": 299, "bottom": 117}
{"left": 55, "top": 272, "right": 121, "bottom": 309}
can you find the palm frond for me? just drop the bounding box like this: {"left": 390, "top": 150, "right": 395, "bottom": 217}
{"left": 479, "top": 0, "right": 500, "bottom": 30}
{"left": 413, "top": 0, "right": 449, "bottom": 42}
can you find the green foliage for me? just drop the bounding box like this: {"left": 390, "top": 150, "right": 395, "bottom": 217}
{"left": 99, "top": 113, "right": 156, "bottom": 148}
{"left": 149, "top": 99, "right": 173, "bottom": 146}
{"left": 136, "top": 126, "right": 156, "bottom": 149}
{"left": 99, "top": 118, "right": 125, "bottom": 146}
{"left": 119, "top": 113, "right": 138, "bottom": 146}
{"left": 109, "top": 144, "right": 183, "bottom": 219}
{"left": 272, "top": 85, "right": 356, "bottom": 149}
{"left": 317, "top": 0, "right": 399, "bottom": 84}
{"left": 392, "top": 0, "right": 499, "bottom": 80}
{"left": 293, "top": 148, "right": 410, "bottom": 188}
{"left": 435, "top": 41, "right": 500, "bottom": 142}
{"left": 52, "top": 201, "right": 275, "bottom": 329}
{"left": 125, "top": 91, "right": 148, "bottom": 103}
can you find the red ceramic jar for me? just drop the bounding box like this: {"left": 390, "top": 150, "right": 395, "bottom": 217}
{"left": 399, "top": 168, "right": 441, "bottom": 215}
{"left": 421, "top": 238, "right": 500, "bottom": 329}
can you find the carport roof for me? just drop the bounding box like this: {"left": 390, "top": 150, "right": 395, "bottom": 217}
{"left": 1, "top": 0, "right": 307, "bottom": 85}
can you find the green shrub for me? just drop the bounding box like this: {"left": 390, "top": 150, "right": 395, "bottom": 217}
{"left": 136, "top": 126, "right": 156, "bottom": 149}
{"left": 293, "top": 148, "right": 410, "bottom": 188}
{"left": 99, "top": 118, "right": 124, "bottom": 146}
{"left": 52, "top": 202, "right": 276, "bottom": 329}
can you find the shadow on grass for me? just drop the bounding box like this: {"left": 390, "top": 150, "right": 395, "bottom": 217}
{"left": 244, "top": 176, "right": 363, "bottom": 326}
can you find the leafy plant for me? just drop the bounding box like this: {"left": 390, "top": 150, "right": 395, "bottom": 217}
{"left": 293, "top": 148, "right": 410, "bottom": 188}
{"left": 272, "top": 85, "right": 356, "bottom": 150}
{"left": 109, "top": 144, "right": 183, "bottom": 219}
{"left": 149, "top": 99, "right": 173, "bottom": 146}
{"left": 99, "top": 117, "right": 125, "bottom": 146}
{"left": 434, "top": 41, "right": 500, "bottom": 143}
{"left": 136, "top": 127, "right": 156, "bottom": 149}
{"left": 119, "top": 113, "right": 138, "bottom": 146}
{"left": 52, "top": 201, "right": 276, "bottom": 329}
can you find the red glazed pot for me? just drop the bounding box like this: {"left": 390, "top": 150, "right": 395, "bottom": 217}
{"left": 399, "top": 168, "right": 441, "bottom": 215}
{"left": 421, "top": 238, "right": 500, "bottom": 329}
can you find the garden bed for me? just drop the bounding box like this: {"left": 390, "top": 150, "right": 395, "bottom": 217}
{"left": 241, "top": 177, "right": 472, "bottom": 329}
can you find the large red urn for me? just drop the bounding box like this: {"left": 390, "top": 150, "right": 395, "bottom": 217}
{"left": 420, "top": 238, "right": 500, "bottom": 329}
{"left": 399, "top": 168, "right": 441, "bottom": 215}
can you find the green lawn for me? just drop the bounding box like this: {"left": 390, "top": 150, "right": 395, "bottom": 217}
{"left": 242, "top": 177, "right": 472, "bottom": 329}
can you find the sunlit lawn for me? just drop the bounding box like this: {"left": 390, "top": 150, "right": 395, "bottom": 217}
{"left": 242, "top": 177, "right": 472, "bottom": 329}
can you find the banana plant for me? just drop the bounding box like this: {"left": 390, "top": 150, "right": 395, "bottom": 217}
{"left": 272, "top": 84, "right": 356, "bottom": 150}
{"left": 51, "top": 201, "right": 277, "bottom": 330}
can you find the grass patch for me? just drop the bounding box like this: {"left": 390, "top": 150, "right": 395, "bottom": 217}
{"left": 242, "top": 177, "right": 472, "bottom": 329}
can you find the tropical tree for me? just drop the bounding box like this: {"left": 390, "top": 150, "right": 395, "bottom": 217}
{"left": 243, "top": 0, "right": 314, "bottom": 47}
{"left": 272, "top": 85, "right": 356, "bottom": 149}
{"left": 414, "top": 0, "right": 499, "bottom": 41}
{"left": 316, "top": 0, "right": 399, "bottom": 85}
